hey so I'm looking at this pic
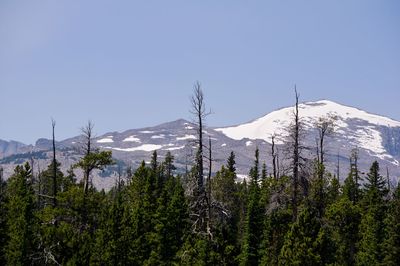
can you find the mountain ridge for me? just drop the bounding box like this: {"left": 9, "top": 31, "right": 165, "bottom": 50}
{"left": 1, "top": 100, "right": 400, "bottom": 190}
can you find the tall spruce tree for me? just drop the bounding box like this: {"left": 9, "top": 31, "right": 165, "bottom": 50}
{"left": 356, "top": 161, "right": 387, "bottom": 265}
{"left": 4, "top": 163, "right": 36, "bottom": 265}
{"left": 0, "top": 167, "right": 7, "bottom": 265}
{"left": 279, "top": 202, "right": 334, "bottom": 265}
{"left": 227, "top": 151, "right": 236, "bottom": 174}
{"left": 326, "top": 196, "right": 361, "bottom": 265}
{"left": 212, "top": 165, "right": 240, "bottom": 264}
{"left": 382, "top": 184, "right": 400, "bottom": 265}
{"left": 239, "top": 148, "right": 263, "bottom": 266}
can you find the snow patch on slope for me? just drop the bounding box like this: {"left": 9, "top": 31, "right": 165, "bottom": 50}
{"left": 151, "top": 134, "right": 165, "bottom": 139}
{"left": 176, "top": 135, "right": 196, "bottom": 141}
{"left": 97, "top": 137, "right": 113, "bottom": 143}
{"left": 216, "top": 100, "right": 400, "bottom": 160}
{"left": 106, "top": 144, "right": 162, "bottom": 152}
{"left": 123, "top": 136, "right": 141, "bottom": 143}
{"left": 164, "top": 145, "right": 185, "bottom": 151}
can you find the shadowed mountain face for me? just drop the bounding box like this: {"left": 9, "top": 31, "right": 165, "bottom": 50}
{"left": 1, "top": 100, "right": 400, "bottom": 190}
{"left": 0, "top": 140, "right": 27, "bottom": 159}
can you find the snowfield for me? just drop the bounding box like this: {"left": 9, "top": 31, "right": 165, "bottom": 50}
{"left": 216, "top": 100, "right": 400, "bottom": 161}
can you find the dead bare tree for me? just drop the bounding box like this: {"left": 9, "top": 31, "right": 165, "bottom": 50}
{"left": 349, "top": 147, "right": 360, "bottom": 202}
{"left": 336, "top": 152, "right": 340, "bottom": 182}
{"left": 271, "top": 135, "right": 278, "bottom": 180}
{"left": 75, "top": 120, "right": 113, "bottom": 197}
{"left": 314, "top": 115, "right": 336, "bottom": 216}
{"left": 386, "top": 166, "right": 391, "bottom": 194}
{"left": 81, "top": 120, "right": 94, "bottom": 195}
{"left": 51, "top": 119, "right": 57, "bottom": 207}
{"left": 190, "top": 82, "right": 210, "bottom": 194}
{"left": 189, "top": 82, "right": 216, "bottom": 240}
{"left": 291, "top": 87, "right": 301, "bottom": 220}
{"left": 206, "top": 136, "right": 213, "bottom": 239}
{"left": 315, "top": 115, "right": 336, "bottom": 166}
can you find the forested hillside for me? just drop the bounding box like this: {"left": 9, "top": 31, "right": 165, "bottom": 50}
{"left": 0, "top": 88, "right": 399, "bottom": 265}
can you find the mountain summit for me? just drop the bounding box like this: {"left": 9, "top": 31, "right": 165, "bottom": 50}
{"left": 217, "top": 100, "right": 400, "bottom": 164}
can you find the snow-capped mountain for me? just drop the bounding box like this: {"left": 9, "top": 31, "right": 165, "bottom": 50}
{"left": 1, "top": 100, "right": 400, "bottom": 189}
{"left": 216, "top": 100, "right": 400, "bottom": 166}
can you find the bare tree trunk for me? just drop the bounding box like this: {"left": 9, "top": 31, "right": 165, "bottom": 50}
{"left": 386, "top": 166, "right": 390, "bottom": 192}
{"left": 191, "top": 82, "right": 205, "bottom": 194}
{"left": 292, "top": 87, "right": 300, "bottom": 221}
{"left": 277, "top": 151, "right": 280, "bottom": 179}
{"left": 350, "top": 148, "right": 359, "bottom": 202}
{"left": 82, "top": 121, "right": 94, "bottom": 196}
{"left": 319, "top": 133, "right": 324, "bottom": 165}
{"left": 336, "top": 152, "right": 340, "bottom": 182}
{"left": 207, "top": 136, "right": 212, "bottom": 240}
{"left": 190, "top": 81, "right": 212, "bottom": 237}
{"left": 51, "top": 119, "right": 57, "bottom": 207}
{"left": 272, "top": 135, "right": 277, "bottom": 180}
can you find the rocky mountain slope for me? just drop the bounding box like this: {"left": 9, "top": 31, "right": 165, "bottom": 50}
{"left": 1, "top": 100, "right": 400, "bottom": 190}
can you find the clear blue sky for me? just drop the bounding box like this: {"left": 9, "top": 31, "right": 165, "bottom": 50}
{"left": 1, "top": 0, "right": 399, "bottom": 144}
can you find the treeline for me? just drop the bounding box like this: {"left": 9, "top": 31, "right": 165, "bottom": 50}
{"left": 0, "top": 86, "right": 399, "bottom": 265}
{"left": 0, "top": 148, "right": 399, "bottom": 265}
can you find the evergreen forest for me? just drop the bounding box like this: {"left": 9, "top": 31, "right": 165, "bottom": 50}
{"left": 0, "top": 88, "right": 399, "bottom": 265}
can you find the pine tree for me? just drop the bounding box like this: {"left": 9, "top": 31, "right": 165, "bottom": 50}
{"left": 37, "top": 160, "right": 64, "bottom": 206}
{"left": 259, "top": 206, "right": 292, "bottom": 266}
{"left": 212, "top": 165, "right": 240, "bottom": 264}
{"left": 261, "top": 162, "right": 267, "bottom": 181}
{"left": 0, "top": 167, "right": 7, "bottom": 265}
{"left": 239, "top": 148, "right": 263, "bottom": 266}
{"left": 343, "top": 169, "right": 359, "bottom": 204}
{"left": 279, "top": 202, "right": 334, "bottom": 265}
{"left": 363, "top": 161, "right": 388, "bottom": 203}
{"left": 91, "top": 183, "right": 127, "bottom": 265}
{"left": 326, "top": 196, "right": 361, "bottom": 265}
{"left": 153, "top": 175, "right": 189, "bottom": 264}
{"left": 382, "top": 184, "right": 400, "bottom": 265}
{"left": 4, "top": 163, "right": 36, "bottom": 265}
{"left": 227, "top": 151, "right": 236, "bottom": 174}
{"left": 356, "top": 161, "right": 387, "bottom": 265}
{"left": 163, "top": 151, "right": 176, "bottom": 180}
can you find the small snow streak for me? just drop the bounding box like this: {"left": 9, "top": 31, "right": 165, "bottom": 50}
{"left": 176, "top": 135, "right": 196, "bottom": 141}
{"left": 106, "top": 144, "right": 162, "bottom": 152}
{"left": 97, "top": 138, "right": 114, "bottom": 143}
{"left": 123, "top": 136, "right": 141, "bottom": 143}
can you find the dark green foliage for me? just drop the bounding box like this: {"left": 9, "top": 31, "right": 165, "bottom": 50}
{"left": 2, "top": 147, "right": 400, "bottom": 265}
{"left": 4, "top": 163, "right": 36, "bottom": 265}
{"left": 91, "top": 185, "right": 127, "bottom": 265}
{"left": 259, "top": 175, "right": 292, "bottom": 265}
{"left": 279, "top": 203, "right": 335, "bottom": 266}
{"left": 75, "top": 150, "right": 114, "bottom": 176}
{"left": 0, "top": 167, "right": 7, "bottom": 265}
{"left": 37, "top": 160, "right": 64, "bottom": 204}
{"left": 382, "top": 185, "right": 400, "bottom": 265}
{"left": 343, "top": 171, "right": 359, "bottom": 204}
{"left": 239, "top": 148, "right": 264, "bottom": 265}
{"left": 363, "top": 161, "right": 388, "bottom": 203}
{"left": 326, "top": 197, "right": 361, "bottom": 265}
{"left": 212, "top": 165, "right": 240, "bottom": 264}
{"left": 227, "top": 151, "right": 236, "bottom": 174}
{"left": 0, "top": 151, "right": 47, "bottom": 164}
{"left": 356, "top": 161, "right": 388, "bottom": 265}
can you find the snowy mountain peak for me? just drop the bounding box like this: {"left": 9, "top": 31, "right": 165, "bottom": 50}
{"left": 215, "top": 100, "right": 400, "bottom": 165}
{"left": 301, "top": 100, "right": 400, "bottom": 127}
